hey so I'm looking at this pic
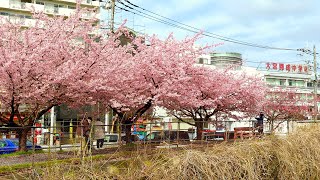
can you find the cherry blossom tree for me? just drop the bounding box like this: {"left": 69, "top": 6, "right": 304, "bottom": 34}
{"left": 261, "top": 89, "right": 310, "bottom": 133}
{"left": 92, "top": 33, "right": 209, "bottom": 142}
{"left": 0, "top": 10, "right": 132, "bottom": 150}
{"left": 160, "top": 67, "right": 266, "bottom": 140}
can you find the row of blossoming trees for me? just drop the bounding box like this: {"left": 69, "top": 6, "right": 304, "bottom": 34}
{"left": 0, "top": 9, "right": 309, "bottom": 151}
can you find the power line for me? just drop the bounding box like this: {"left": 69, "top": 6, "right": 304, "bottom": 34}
{"left": 120, "top": 0, "right": 298, "bottom": 51}
{"left": 117, "top": 4, "right": 295, "bottom": 52}
{"left": 123, "top": 0, "right": 268, "bottom": 49}
{"left": 115, "top": 5, "right": 201, "bottom": 33}
{"left": 297, "top": 48, "right": 319, "bottom": 55}
{"left": 115, "top": 5, "right": 214, "bottom": 40}
{"left": 116, "top": 5, "right": 272, "bottom": 49}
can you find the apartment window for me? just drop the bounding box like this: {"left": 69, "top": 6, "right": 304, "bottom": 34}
{"left": 279, "top": 79, "right": 286, "bottom": 86}
{"left": 307, "top": 82, "right": 313, "bottom": 87}
{"left": 87, "top": 0, "right": 92, "bottom": 4}
{"left": 288, "top": 79, "right": 295, "bottom": 86}
{"left": 68, "top": 6, "right": 76, "bottom": 9}
{"left": 36, "top": 1, "right": 44, "bottom": 5}
{"left": 295, "top": 80, "right": 304, "bottom": 87}
{"left": 21, "top": 2, "right": 26, "bottom": 9}
{"left": 266, "top": 78, "right": 276, "bottom": 85}
{"left": 197, "top": 58, "right": 208, "bottom": 64}
{"left": 54, "top": 4, "right": 59, "bottom": 13}
{"left": 0, "top": 12, "right": 9, "bottom": 16}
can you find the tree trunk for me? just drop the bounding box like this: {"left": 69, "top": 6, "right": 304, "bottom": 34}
{"left": 195, "top": 119, "right": 204, "bottom": 140}
{"left": 270, "top": 119, "right": 274, "bottom": 133}
{"left": 18, "top": 127, "right": 30, "bottom": 152}
{"left": 123, "top": 120, "right": 132, "bottom": 143}
{"left": 113, "top": 100, "right": 152, "bottom": 144}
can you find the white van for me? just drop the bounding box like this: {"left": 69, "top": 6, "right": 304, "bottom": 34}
{"left": 91, "top": 133, "right": 123, "bottom": 149}
{"left": 104, "top": 133, "right": 123, "bottom": 144}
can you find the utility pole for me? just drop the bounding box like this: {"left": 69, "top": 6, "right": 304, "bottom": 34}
{"left": 50, "top": 106, "right": 55, "bottom": 147}
{"left": 313, "top": 45, "right": 317, "bottom": 121}
{"left": 110, "top": 0, "right": 116, "bottom": 32}
{"left": 298, "top": 46, "right": 318, "bottom": 121}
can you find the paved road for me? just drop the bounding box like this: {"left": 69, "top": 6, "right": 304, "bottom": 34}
{"left": 0, "top": 146, "right": 120, "bottom": 167}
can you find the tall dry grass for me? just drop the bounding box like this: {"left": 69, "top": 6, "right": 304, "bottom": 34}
{"left": 17, "top": 125, "right": 320, "bottom": 179}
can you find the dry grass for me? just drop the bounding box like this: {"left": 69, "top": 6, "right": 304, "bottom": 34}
{"left": 9, "top": 125, "right": 320, "bottom": 180}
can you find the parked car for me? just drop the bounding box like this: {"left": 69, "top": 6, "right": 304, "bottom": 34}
{"left": 0, "top": 139, "right": 42, "bottom": 154}
{"left": 103, "top": 133, "right": 140, "bottom": 144}
{"left": 11, "top": 139, "right": 42, "bottom": 150}
{"left": 0, "top": 139, "right": 16, "bottom": 154}
{"left": 104, "top": 134, "right": 122, "bottom": 144}
{"left": 144, "top": 130, "right": 191, "bottom": 143}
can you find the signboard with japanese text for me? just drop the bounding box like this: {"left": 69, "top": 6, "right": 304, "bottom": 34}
{"left": 265, "top": 62, "right": 309, "bottom": 74}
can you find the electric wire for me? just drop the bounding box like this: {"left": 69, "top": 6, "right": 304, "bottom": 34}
{"left": 116, "top": 3, "right": 294, "bottom": 50}
{"left": 116, "top": 5, "right": 281, "bottom": 50}
{"left": 115, "top": 6, "right": 205, "bottom": 36}
{"left": 110, "top": 0, "right": 317, "bottom": 64}
{"left": 123, "top": 0, "right": 273, "bottom": 49}
{"left": 116, "top": 5, "right": 314, "bottom": 68}
{"left": 121, "top": 0, "right": 298, "bottom": 51}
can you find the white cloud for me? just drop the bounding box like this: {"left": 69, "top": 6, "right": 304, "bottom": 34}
{"left": 104, "top": 0, "right": 320, "bottom": 66}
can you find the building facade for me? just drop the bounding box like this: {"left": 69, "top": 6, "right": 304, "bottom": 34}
{"left": 259, "top": 62, "right": 314, "bottom": 107}
{"left": 0, "top": 0, "right": 101, "bottom": 27}
{"left": 198, "top": 52, "right": 242, "bottom": 67}
{"left": 195, "top": 52, "right": 317, "bottom": 134}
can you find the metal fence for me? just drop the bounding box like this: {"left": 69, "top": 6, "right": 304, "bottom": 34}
{"left": 0, "top": 123, "right": 190, "bottom": 153}
{"left": 1, "top": 118, "right": 308, "bottom": 155}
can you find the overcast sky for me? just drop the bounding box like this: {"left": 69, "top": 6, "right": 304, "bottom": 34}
{"left": 101, "top": 0, "right": 320, "bottom": 68}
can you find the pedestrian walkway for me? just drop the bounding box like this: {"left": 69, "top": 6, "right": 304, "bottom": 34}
{"left": 41, "top": 143, "right": 81, "bottom": 152}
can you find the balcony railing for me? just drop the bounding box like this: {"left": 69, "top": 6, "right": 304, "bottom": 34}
{"left": 10, "top": 2, "right": 26, "bottom": 9}
{"left": 1, "top": 0, "right": 100, "bottom": 14}
{"left": 267, "top": 83, "right": 313, "bottom": 89}
{"left": 0, "top": 14, "right": 35, "bottom": 27}
{"left": 54, "top": 0, "right": 100, "bottom": 6}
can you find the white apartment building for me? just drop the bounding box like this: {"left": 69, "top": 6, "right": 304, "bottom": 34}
{"left": 0, "top": 0, "right": 102, "bottom": 26}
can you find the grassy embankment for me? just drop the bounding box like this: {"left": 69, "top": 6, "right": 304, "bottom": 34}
{"left": 3, "top": 125, "right": 320, "bottom": 179}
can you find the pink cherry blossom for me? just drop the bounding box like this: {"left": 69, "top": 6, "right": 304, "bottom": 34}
{"left": 160, "top": 66, "right": 266, "bottom": 139}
